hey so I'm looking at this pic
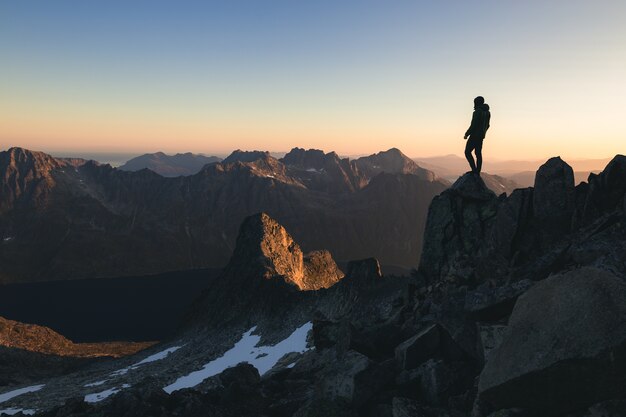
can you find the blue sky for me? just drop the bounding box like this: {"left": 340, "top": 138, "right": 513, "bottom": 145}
{"left": 1, "top": 1, "right": 625, "bottom": 159}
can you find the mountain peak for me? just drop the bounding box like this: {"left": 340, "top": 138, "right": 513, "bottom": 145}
{"left": 223, "top": 150, "right": 272, "bottom": 164}
{"left": 355, "top": 148, "right": 437, "bottom": 182}
{"left": 226, "top": 213, "right": 343, "bottom": 291}
{"left": 451, "top": 173, "right": 498, "bottom": 200}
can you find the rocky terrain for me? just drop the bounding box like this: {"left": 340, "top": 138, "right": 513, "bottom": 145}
{"left": 0, "top": 146, "right": 449, "bottom": 284}
{"left": 1, "top": 154, "right": 625, "bottom": 416}
{"left": 118, "top": 152, "right": 221, "bottom": 177}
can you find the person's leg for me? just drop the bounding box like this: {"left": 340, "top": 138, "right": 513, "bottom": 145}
{"left": 465, "top": 139, "right": 477, "bottom": 173}
{"left": 475, "top": 139, "right": 483, "bottom": 174}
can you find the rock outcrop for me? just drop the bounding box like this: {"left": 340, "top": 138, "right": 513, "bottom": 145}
{"left": 477, "top": 267, "right": 626, "bottom": 416}
{"left": 532, "top": 156, "right": 575, "bottom": 247}
{"left": 419, "top": 173, "right": 499, "bottom": 283}
{"left": 225, "top": 213, "right": 343, "bottom": 291}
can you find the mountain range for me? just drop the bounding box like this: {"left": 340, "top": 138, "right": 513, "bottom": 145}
{"left": 1, "top": 152, "right": 625, "bottom": 416}
{"left": 0, "top": 146, "right": 450, "bottom": 283}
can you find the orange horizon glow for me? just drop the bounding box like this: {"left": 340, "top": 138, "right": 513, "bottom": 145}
{"left": 1, "top": 2, "right": 625, "bottom": 161}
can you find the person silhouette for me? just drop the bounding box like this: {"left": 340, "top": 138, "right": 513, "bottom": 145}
{"left": 463, "top": 96, "right": 491, "bottom": 175}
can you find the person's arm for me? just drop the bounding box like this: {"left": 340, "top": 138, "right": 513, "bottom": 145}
{"left": 464, "top": 110, "right": 479, "bottom": 139}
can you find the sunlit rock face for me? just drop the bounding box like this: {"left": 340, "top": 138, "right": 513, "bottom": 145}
{"left": 226, "top": 212, "right": 343, "bottom": 291}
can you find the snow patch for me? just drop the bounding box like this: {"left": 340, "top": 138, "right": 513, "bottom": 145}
{"left": 2, "top": 237, "right": 13, "bottom": 243}
{"left": 84, "top": 380, "right": 108, "bottom": 388}
{"left": 133, "top": 346, "right": 182, "bottom": 366}
{"left": 0, "top": 385, "right": 45, "bottom": 405}
{"left": 109, "top": 345, "right": 183, "bottom": 377}
{"left": 0, "top": 408, "right": 36, "bottom": 416}
{"left": 84, "top": 384, "right": 130, "bottom": 403}
{"left": 305, "top": 168, "right": 321, "bottom": 173}
{"left": 163, "top": 322, "right": 312, "bottom": 394}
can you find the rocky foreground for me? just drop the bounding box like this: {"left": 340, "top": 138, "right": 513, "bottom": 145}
{"left": 1, "top": 155, "right": 625, "bottom": 416}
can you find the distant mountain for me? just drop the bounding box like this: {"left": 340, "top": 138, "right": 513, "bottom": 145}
{"left": 480, "top": 173, "right": 522, "bottom": 196}
{"left": 507, "top": 170, "right": 600, "bottom": 187}
{"left": 118, "top": 152, "right": 221, "bottom": 177}
{"left": 417, "top": 154, "right": 612, "bottom": 176}
{"left": 0, "top": 146, "right": 447, "bottom": 283}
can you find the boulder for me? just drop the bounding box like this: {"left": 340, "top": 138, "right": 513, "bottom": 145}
{"left": 477, "top": 267, "right": 626, "bottom": 416}
{"left": 464, "top": 280, "right": 533, "bottom": 321}
{"left": 478, "top": 324, "right": 507, "bottom": 363}
{"left": 395, "top": 324, "right": 440, "bottom": 370}
{"left": 218, "top": 362, "right": 260, "bottom": 388}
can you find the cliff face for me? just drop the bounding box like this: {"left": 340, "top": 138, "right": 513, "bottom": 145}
{"left": 223, "top": 212, "right": 343, "bottom": 291}
{"left": 419, "top": 155, "right": 626, "bottom": 285}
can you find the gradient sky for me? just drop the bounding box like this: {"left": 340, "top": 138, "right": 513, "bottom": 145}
{"left": 1, "top": 1, "right": 625, "bottom": 159}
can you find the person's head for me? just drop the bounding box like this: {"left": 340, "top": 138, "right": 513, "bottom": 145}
{"left": 474, "top": 96, "right": 485, "bottom": 107}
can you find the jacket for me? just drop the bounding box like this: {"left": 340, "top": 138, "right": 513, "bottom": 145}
{"left": 465, "top": 104, "right": 491, "bottom": 140}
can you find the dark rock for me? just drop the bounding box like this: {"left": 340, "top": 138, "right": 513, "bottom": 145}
{"left": 477, "top": 267, "right": 626, "bottom": 416}
{"left": 395, "top": 324, "right": 440, "bottom": 370}
{"left": 292, "top": 398, "right": 356, "bottom": 417}
{"left": 582, "top": 155, "right": 626, "bottom": 223}
{"left": 479, "top": 324, "right": 507, "bottom": 362}
{"left": 312, "top": 319, "right": 352, "bottom": 352}
{"left": 391, "top": 397, "right": 422, "bottom": 417}
{"left": 345, "top": 258, "right": 383, "bottom": 280}
{"left": 492, "top": 187, "right": 533, "bottom": 261}
{"left": 533, "top": 157, "right": 575, "bottom": 247}
{"left": 316, "top": 350, "right": 372, "bottom": 403}
{"left": 413, "top": 359, "right": 456, "bottom": 405}
{"left": 464, "top": 280, "right": 533, "bottom": 321}
{"left": 218, "top": 362, "right": 260, "bottom": 388}
{"left": 580, "top": 399, "right": 626, "bottom": 417}
{"left": 485, "top": 409, "right": 526, "bottom": 417}
{"left": 391, "top": 397, "right": 464, "bottom": 417}
{"left": 419, "top": 173, "right": 499, "bottom": 283}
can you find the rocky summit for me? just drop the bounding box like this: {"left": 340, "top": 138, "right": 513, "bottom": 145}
{"left": 225, "top": 212, "right": 343, "bottom": 291}
{"left": 1, "top": 154, "right": 626, "bottom": 417}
